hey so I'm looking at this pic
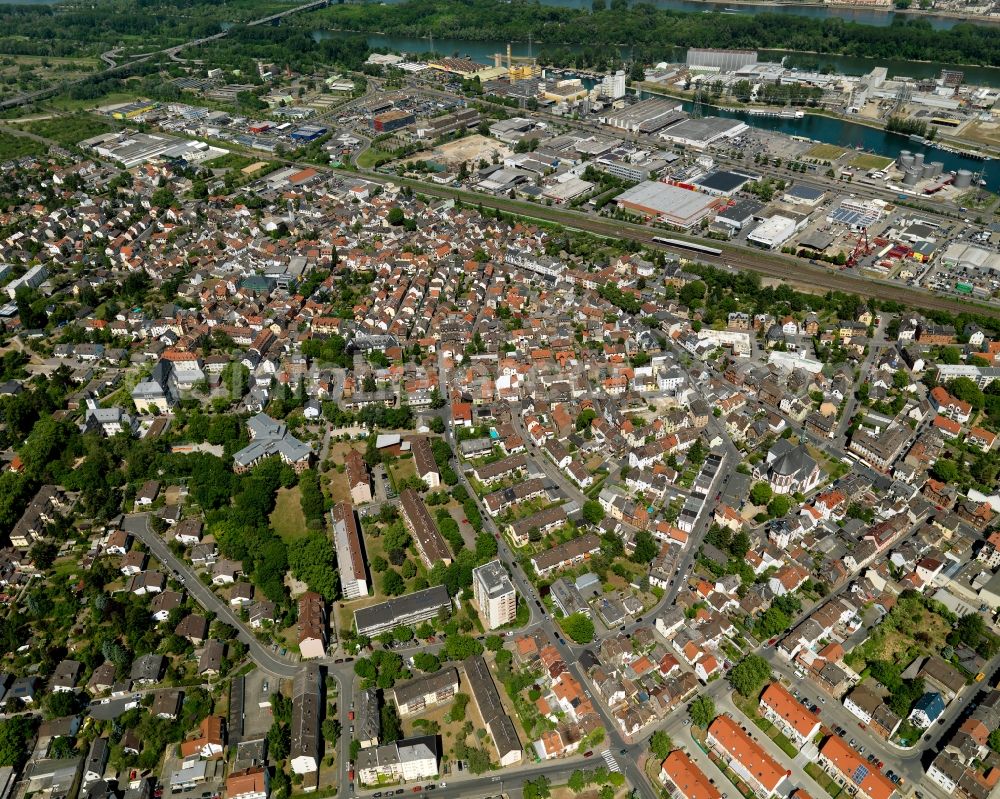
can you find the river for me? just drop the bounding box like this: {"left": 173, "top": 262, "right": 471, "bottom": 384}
{"left": 673, "top": 98, "right": 1000, "bottom": 189}
{"left": 356, "top": 32, "right": 1000, "bottom": 89}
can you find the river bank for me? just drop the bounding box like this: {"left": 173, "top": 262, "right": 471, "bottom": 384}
{"left": 668, "top": 0, "right": 1000, "bottom": 25}
{"left": 638, "top": 82, "right": 1000, "bottom": 159}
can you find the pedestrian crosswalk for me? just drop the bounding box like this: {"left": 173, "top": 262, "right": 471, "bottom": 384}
{"left": 602, "top": 750, "right": 620, "bottom": 772}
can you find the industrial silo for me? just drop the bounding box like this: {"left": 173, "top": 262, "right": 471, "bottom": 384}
{"left": 902, "top": 169, "right": 920, "bottom": 186}
{"left": 929, "top": 161, "right": 943, "bottom": 177}
{"left": 955, "top": 169, "right": 973, "bottom": 188}
{"left": 899, "top": 150, "right": 914, "bottom": 170}
{"left": 922, "top": 163, "right": 935, "bottom": 179}
{"left": 913, "top": 152, "right": 925, "bottom": 170}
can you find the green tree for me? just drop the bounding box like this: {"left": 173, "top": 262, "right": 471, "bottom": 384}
{"left": 412, "top": 652, "right": 441, "bottom": 672}
{"left": 561, "top": 613, "right": 596, "bottom": 644}
{"left": 267, "top": 721, "right": 290, "bottom": 760}
{"left": 750, "top": 482, "right": 773, "bottom": 506}
{"left": 930, "top": 458, "right": 960, "bottom": 483}
{"left": 632, "top": 530, "right": 659, "bottom": 564}
{"left": 381, "top": 569, "right": 405, "bottom": 596}
{"left": 768, "top": 495, "right": 791, "bottom": 517}
{"left": 649, "top": 729, "right": 673, "bottom": 759}
{"left": 689, "top": 695, "right": 716, "bottom": 728}
{"left": 0, "top": 716, "right": 37, "bottom": 768}
{"left": 582, "top": 500, "right": 605, "bottom": 525}
{"left": 444, "top": 634, "right": 484, "bottom": 660}
{"left": 728, "top": 654, "right": 772, "bottom": 698}
{"left": 381, "top": 703, "right": 402, "bottom": 742}
{"left": 387, "top": 207, "right": 405, "bottom": 226}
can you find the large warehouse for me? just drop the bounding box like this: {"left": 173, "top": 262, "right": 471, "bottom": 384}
{"left": 747, "top": 215, "right": 799, "bottom": 249}
{"left": 615, "top": 181, "right": 721, "bottom": 229}
{"left": 599, "top": 98, "right": 685, "bottom": 134}
{"left": 940, "top": 243, "right": 1000, "bottom": 272}
{"left": 658, "top": 117, "right": 749, "bottom": 149}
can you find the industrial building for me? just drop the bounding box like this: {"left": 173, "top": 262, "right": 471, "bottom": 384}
{"left": 615, "top": 181, "right": 720, "bottom": 229}
{"left": 783, "top": 183, "right": 826, "bottom": 207}
{"left": 371, "top": 110, "right": 415, "bottom": 133}
{"left": 748, "top": 215, "right": 800, "bottom": 249}
{"left": 940, "top": 243, "right": 1000, "bottom": 272}
{"left": 595, "top": 156, "right": 670, "bottom": 184}
{"left": 658, "top": 117, "right": 748, "bottom": 149}
{"left": 83, "top": 131, "right": 228, "bottom": 169}
{"left": 290, "top": 125, "right": 328, "bottom": 142}
{"left": 692, "top": 169, "right": 755, "bottom": 196}
{"left": 714, "top": 198, "right": 764, "bottom": 233}
{"left": 415, "top": 107, "right": 480, "bottom": 140}
{"left": 600, "top": 70, "right": 627, "bottom": 100}
{"left": 599, "top": 99, "right": 685, "bottom": 134}
{"left": 428, "top": 57, "right": 505, "bottom": 81}
{"left": 472, "top": 560, "right": 518, "bottom": 629}
{"left": 686, "top": 48, "right": 758, "bottom": 72}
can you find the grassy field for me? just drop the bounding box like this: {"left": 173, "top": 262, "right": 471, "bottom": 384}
{"left": 387, "top": 456, "right": 416, "bottom": 489}
{"left": 806, "top": 143, "right": 847, "bottom": 162}
{"left": 270, "top": 486, "right": 308, "bottom": 542}
{"left": 203, "top": 152, "right": 259, "bottom": 171}
{"left": 0, "top": 129, "right": 45, "bottom": 159}
{"left": 356, "top": 147, "right": 395, "bottom": 169}
{"left": 15, "top": 112, "right": 116, "bottom": 148}
{"left": 958, "top": 120, "right": 1000, "bottom": 149}
{"left": 327, "top": 442, "right": 364, "bottom": 504}
{"left": 849, "top": 153, "right": 894, "bottom": 170}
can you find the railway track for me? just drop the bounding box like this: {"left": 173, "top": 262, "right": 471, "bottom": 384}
{"left": 345, "top": 168, "right": 1000, "bottom": 319}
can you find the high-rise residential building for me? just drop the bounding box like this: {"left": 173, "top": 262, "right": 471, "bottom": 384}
{"left": 472, "top": 560, "right": 517, "bottom": 630}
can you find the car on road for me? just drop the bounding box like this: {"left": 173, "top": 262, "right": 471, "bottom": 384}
{"left": 584, "top": 751, "right": 594, "bottom": 758}
{"left": 412, "top": 787, "right": 422, "bottom": 793}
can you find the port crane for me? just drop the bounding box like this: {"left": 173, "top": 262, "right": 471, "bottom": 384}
{"left": 846, "top": 227, "right": 872, "bottom": 268}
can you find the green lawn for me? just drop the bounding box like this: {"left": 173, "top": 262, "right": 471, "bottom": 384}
{"left": 806, "top": 143, "right": 847, "bottom": 162}
{"left": 356, "top": 147, "right": 395, "bottom": 169}
{"left": 805, "top": 763, "right": 843, "bottom": 798}
{"left": 270, "top": 486, "right": 309, "bottom": 541}
{"left": 849, "top": 153, "right": 894, "bottom": 171}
